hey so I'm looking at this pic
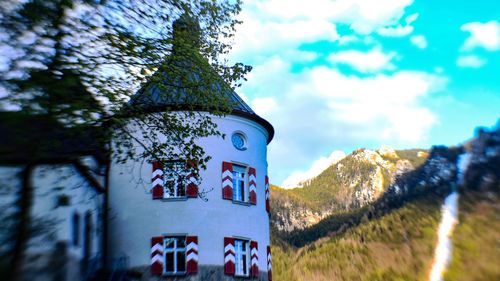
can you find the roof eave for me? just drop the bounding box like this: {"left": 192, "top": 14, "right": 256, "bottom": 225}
{"left": 120, "top": 105, "right": 274, "bottom": 144}
{"left": 231, "top": 110, "right": 274, "bottom": 144}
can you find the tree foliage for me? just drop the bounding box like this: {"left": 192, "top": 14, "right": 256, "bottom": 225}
{"left": 0, "top": 1, "right": 248, "bottom": 279}
{"left": 0, "top": 0, "right": 249, "bottom": 168}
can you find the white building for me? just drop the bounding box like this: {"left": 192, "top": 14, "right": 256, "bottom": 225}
{"left": 108, "top": 108, "right": 274, "bottom": 280}
{"left": 107, "top": 15, "right": 275, "bottom": 281}
{"left": 0, "top": 113, "right": 106, "bottom": 281}
{"left": 0, "top": 14, "right": 274, "bottom": 281}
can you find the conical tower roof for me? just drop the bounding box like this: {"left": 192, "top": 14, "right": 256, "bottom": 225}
{"left": 128, "top": 14, "right": 273, "bottom": 143}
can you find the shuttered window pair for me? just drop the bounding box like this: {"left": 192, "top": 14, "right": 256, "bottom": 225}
{"left": 151, "top": 236, "right": 198, "bottom": 276}
{"left": 151, "top": 160, "right": 198, "bottom": 199}
{"left": 221, "top": 161, "right": 257, "bottom": 204}
{"left": 224, "top": 237, "right": 259, "bottom": 278}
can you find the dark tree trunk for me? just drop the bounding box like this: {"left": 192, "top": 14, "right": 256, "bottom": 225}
{"left": 8, "top": 164, "right": 35, "bottom": 281}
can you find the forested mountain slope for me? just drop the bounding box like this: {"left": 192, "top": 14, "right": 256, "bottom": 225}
{"left": 271, "top": 147, "right": 428, "bottom": 232}
{"left": 272, "top": 192, "right": 443, "bottom": 281}
{"left": 270, "top": 125, "right": 500, "bottom": 281}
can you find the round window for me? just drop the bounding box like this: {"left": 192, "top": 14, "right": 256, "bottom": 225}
{"left": 231, "top": 133, "right": 247, "bottom": 151}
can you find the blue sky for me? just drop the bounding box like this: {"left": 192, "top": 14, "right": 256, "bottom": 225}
{"left": 225, "top": 0, "right": 499, "bottom": 187}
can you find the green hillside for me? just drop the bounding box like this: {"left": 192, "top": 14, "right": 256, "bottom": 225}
{"left": 444, "top": 191, "right": 500, "bottom": 281}
{"left": 272, "top": 192, "right": 443, "bottom": 281}
{"left": 272, "top": 189, "right": 500, "bottom": 281}
{"left": 270, "top": 126, "right": 499, "bottom": 280}
{"left": 271, "top": 148, "right": 427, "bottom": 213}
{"left": 269, "top": 148, "right": 435, "bottom": 234}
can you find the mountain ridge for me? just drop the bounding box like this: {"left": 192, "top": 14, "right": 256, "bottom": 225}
{"left": 271, "top": 146, "right": 428, "bottom": 232}
{"left": 270, "top": 123, "right": 500, "bottom": 281}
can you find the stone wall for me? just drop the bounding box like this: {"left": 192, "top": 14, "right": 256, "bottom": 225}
{"left": 126, "top": 265, "right": 269, "bottom": 281}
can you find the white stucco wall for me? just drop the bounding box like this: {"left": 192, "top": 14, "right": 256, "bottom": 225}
{"left": 108, "top": 113, "right": 271, "bottom": 272}
{"left": 0, "top": 161, "right": 104, "bottom": 262}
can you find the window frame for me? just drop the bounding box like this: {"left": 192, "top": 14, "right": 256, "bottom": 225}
{"left": 72, "top": 212, "right": 80, "bottom": 247}
{"left": 163, "top": 235, "right": 187, "bottom": 275}
{"left": 232, "top": 164, "right": 249, "bottom": 203}
{"left": 163, "top": 161, "right": 188, "bottom": 199}
{"left": 234, "top": 238, "right": 250, "bottom": 277}
{"left": 231, "top": 132, "right": 248, "bottom": 151}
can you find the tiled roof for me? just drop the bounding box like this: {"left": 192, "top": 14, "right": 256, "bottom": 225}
{"left": 129, "top": 74, "right": 255, "bottom": 115}
{"left": 127, "top": 14, "right": 273, "bottom": 142}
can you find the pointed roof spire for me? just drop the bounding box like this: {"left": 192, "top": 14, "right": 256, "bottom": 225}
{"left": 127, "top": 13, "right": 274, "bottom": 143}
{"left": 172, "top": 13, "right": 201, "bottom": 50}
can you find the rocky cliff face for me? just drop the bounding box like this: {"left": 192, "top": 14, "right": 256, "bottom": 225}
{"left": 271, "top": 147, "right": 428, "bottom": 232}
{"left": 271, "top": 124, "right": 500, "bottom": 234}
{"left": 462, "top": 126, "right": 500, "bottom": 191}
{"left": 270, "top": 197, "right": 326, "bottom": 232}
{"left": 271, "top": 124, "right": 500, "bottom": 281}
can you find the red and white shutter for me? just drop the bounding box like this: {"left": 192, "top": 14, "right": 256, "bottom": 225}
{"left": 151, "top": 236, "right": 164, "bottom": 275}
{"left": 186, "top": 236, "right": 198, "bottom": 273}
{"left": 250, "top": 241, "right": 259, "bottom": 278}
{"left": 222, "top": 162, "right": 233, "bottom": 200}
{"left": 186, "top": 160, "right": 198, "bottom": 198}
{"left": 267, "top": 246, "right": 272, "bottom": 281}
{"left": 248, "top": 167, "right": 257, "bottom": 205}
{"left": 152, "top": 161, "right": 164, "bottom": 199}
{"left": 265, "top": 175, "right": 270, "bottom": 213}
{"left": 223, "top": 237, "right": 235, "bottom": 275}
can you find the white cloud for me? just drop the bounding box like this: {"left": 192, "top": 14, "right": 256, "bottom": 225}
{"left": 307, "top": 69, "right": 442, "bottom": 142}
{"left": 230, "top": 11, "right": 338, "bottom": 61}
{"left": 328, "top": 47, "right": 397, "bottom": 72}
{"left": 229, "top": 0, "right": 415, "bottom": 62}
{"left": 410, "top": 35, "right": 428, "bottom": 49}
{"left": 282, "top": 150, "right": 346, "bottom": 188}
{"left": 456, "top": 55, "right": 487, "bottom": 68}
{"left": 252, "top": 97, "right": 277, "bottom": 115}
{"left": 405, "top": 13, "right": 419, "bottom": 24}
{"left": 228, "top": 0, "right": 437, "bottom": 184}
{"left": 256, "top": 0, "right": 413, "bottom": 32}
{"left": 378, "top": 25, "right": 413, "bottom": 37}
{"left": 377, "top": 13, "right": 419, "bottom": 37}
{"left": 460, "top": 21, "right": 500, "bottom": 51}
{"left": 241, "top": 57, "right": 446, "bottom": 183}
{"left": 338, "top": 35, "right": 360, "bottom": 45}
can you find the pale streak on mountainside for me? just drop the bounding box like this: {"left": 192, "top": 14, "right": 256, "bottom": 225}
{"left": 428, "top": 153, "right": 471, "bottom": 281}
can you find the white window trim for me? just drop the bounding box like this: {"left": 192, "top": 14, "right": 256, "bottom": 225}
{"left": 163, "top": 236, "right": 187, "bottom": 275}
{"left": 234, "top": 238, "right": 250, "bottom": 277}
{"left": 163, "top": 161, "right": 188, "bottom": 199}
{"left": 232, "top": 164, "right": 249, "bottom": 203}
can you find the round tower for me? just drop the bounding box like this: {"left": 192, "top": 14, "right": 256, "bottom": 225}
{"left": 107, "top": 14, "right": 274, "bottom": 281}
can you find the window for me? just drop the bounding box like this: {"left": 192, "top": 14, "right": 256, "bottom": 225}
{"left": 82, "top": 212, "right": 92, "bottom": 273}
{"left": 231, "top": 132, "right": 247, "bottom": 150}
{"left": 164, "top": 236, "right": 186, "bottom": 274}
{"left": 152, "top": 160, "right": 199, "bottom": 200}
{"left": 151, "top": 235, "right": 198, "bottom": 276}
{"left": 164, "top": 162, "right": 187, "bottom": 198}
{"left": 221, "top": 162, "right": 257, "bottom": 205}
{"left": 232, "top": 164, "right": 247, "bottom": 202}
{"left": 234, "top": 239, "right": 250, "bottom": 277}
{"left": 72, "top": 212, "right": 80, "bottom": 246}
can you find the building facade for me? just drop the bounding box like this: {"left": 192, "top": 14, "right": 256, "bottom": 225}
{"left": 107, "top": 14, "right": 275, "bottom": 281}
{"left": 0, "top": 15, "right": 274, "bottom": 281}
{"left": 108, "top": 111, "right": 274, "bottom": 280}
{"left": 0, "top": 113, "right": 106, "bottom": 281}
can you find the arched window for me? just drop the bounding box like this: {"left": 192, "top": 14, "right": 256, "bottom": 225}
{"left": 72, "top": 212, "right": 80, "bottom": 246}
